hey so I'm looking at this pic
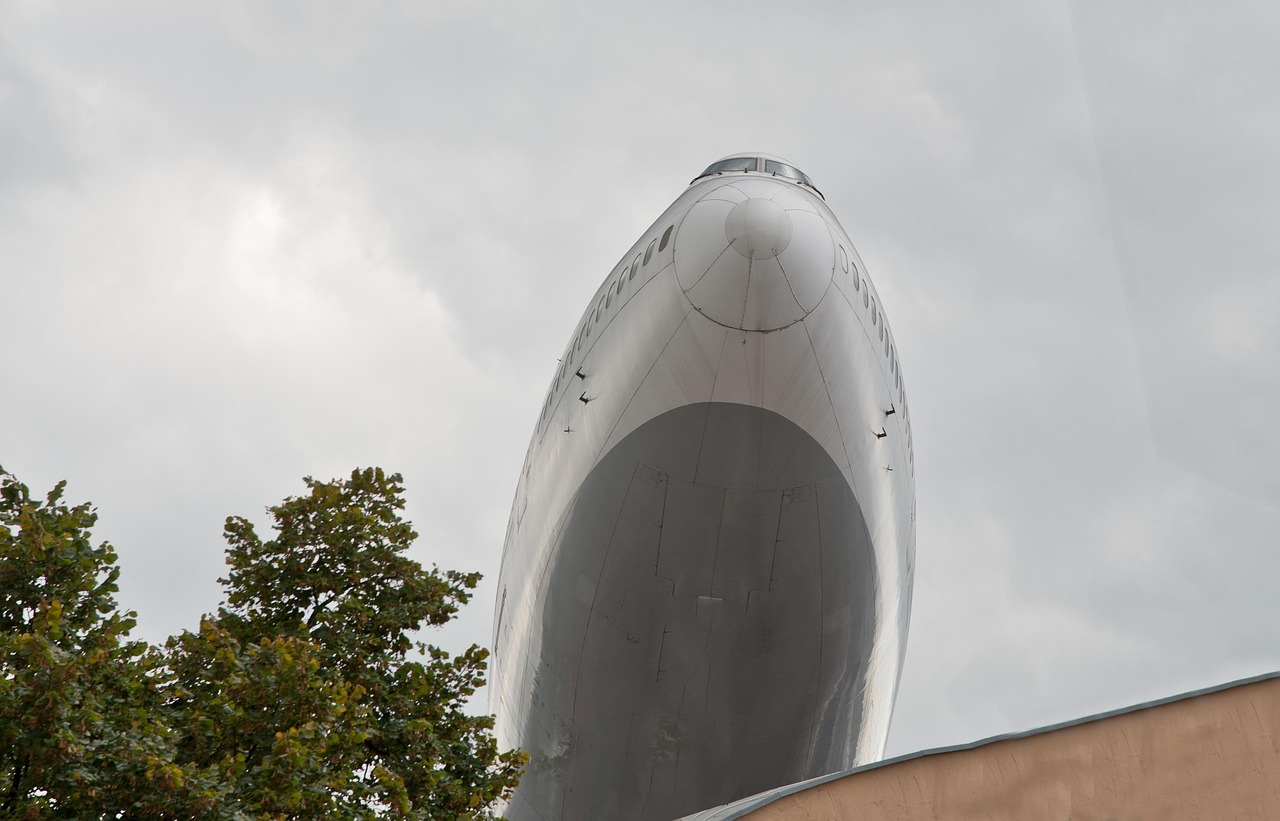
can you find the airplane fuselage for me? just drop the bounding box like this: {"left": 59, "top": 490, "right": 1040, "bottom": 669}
{"left": 492, "top": 155, "right": 915, "bottom": 820}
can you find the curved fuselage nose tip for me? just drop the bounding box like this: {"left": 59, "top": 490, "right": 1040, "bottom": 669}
{"left": 674, "top": 179, "right": 836, "bottom": 332}
{"left": 726, "top": 197, "right": 793, "bottom": 259}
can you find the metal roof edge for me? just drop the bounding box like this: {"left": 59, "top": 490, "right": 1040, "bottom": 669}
{"left": 679, "top": 668, "right": 1280, "bottom": 821}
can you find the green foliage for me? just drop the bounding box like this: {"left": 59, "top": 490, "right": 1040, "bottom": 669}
{"left": 0, "top": 468, "right": 227, "bottom": 818}
{"left": 219, "top": 466, "right": 478, "bottom": 673}
{"left": 169, "top": 467, "right": 525, "bottom": 818}
{"left": 0, "top": 466, "right": 523, "bottom": 819}
{"left": 166, "top": 620, "right": 373, "bottom": 818}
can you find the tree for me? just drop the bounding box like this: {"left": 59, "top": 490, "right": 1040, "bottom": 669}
{"left": 165, "top": 467, "right": 524, "bottom": 818}
{"left": 0, "top": 468, "right": 226, "bottom": 818}
{"left": 0, "top": 465, "right": 522, "bottom": 819}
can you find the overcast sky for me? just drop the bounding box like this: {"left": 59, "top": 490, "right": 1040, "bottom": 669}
{"left": 2, "top": 1, "right": 1277, "bottom": 761}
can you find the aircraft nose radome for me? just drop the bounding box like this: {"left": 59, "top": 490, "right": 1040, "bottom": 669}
{"left": 726, "top": 198, "right": 792, "bottom": 259}
{"left": 674, "top": 182, "right": 835, "bottom": 332}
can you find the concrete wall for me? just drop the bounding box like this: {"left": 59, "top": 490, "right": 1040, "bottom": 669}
{"left": 741, "top": 675, "right": 1280, "bottom": 820}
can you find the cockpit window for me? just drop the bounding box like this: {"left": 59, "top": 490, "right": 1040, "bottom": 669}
{"left": 764, "top": 160, "right": 815, "bottom": 188}
{"left": 692, "top": 156, "right": 824, "bottom": 198}
{"left": 701, "top": 157, "right": 758, "bottom": 176}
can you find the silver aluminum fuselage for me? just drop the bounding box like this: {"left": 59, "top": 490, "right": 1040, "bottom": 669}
{"left": 492, "top": 164, "right": 915, "bottom": 820}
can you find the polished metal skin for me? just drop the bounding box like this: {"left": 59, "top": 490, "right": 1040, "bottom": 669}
{"left": 492, "top": 154, "right": 916, "bottom": 821}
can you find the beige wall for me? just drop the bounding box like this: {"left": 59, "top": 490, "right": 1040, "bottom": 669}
{"left": 744, "top": 677, "right": 1280, "bottom": 820}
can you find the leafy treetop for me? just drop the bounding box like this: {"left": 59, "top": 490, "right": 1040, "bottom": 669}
{"left": 1, "top": 466, "right": 523, "bottom": 819}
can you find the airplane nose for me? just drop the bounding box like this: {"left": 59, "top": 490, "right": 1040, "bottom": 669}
{"left": 726, "top": 198, "right": 793, "bottom": 260}
{"left": 674, "top": 181, "right": 836, "bottom": 332}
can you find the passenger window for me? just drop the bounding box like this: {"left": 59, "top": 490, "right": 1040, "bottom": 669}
{"left": 870, "top": 298, "right": 876, "bottom": 322}
{"left": 879, "top": 321, "right": 884, "bottom": 340}
{"left": 863, "top": 288, "right": 869, "bottom": 307}
{"left": 631, "top": 255, "right": 641, "bottom": 279}
{"left": 853, "top": 271, "right": 860, "bottom": 291}
{"left": 659, "top": 225, "right": 674, "bottom": 252}
{"left": 838, "top": 245, "right": 848, "bottom": 273}
{"left": 644, "top": 239, "right": 657, "bottom": 266}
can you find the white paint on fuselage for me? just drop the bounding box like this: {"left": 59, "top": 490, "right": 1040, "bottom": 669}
{"left": 493, "top": 163, "right": 916, "bottom": 792}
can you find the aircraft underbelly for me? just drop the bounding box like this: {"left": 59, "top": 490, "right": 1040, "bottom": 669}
{"left": 508, "top": 401, "right": 877, "bottom": 821}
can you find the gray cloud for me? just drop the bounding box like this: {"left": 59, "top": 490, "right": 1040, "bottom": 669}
{"left": 1070, "top": 1, "right": 1280, "bottom": 510}
{"left": 1, "top": 0, "right": 1276, "bottom": 767}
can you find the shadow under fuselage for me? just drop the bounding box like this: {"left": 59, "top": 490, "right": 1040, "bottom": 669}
{"left": 509, "top": 401, "right": 878, "bottom": 821}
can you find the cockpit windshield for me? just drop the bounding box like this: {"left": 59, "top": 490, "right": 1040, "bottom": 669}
{"left": 764, "top": 160, "right": 815, "bottom": 188}
{"left": 691, "top": 155, "right": 822, "bottom": 198}
{"left": 703, "top": 157, "right": 758, "bottom": 175}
